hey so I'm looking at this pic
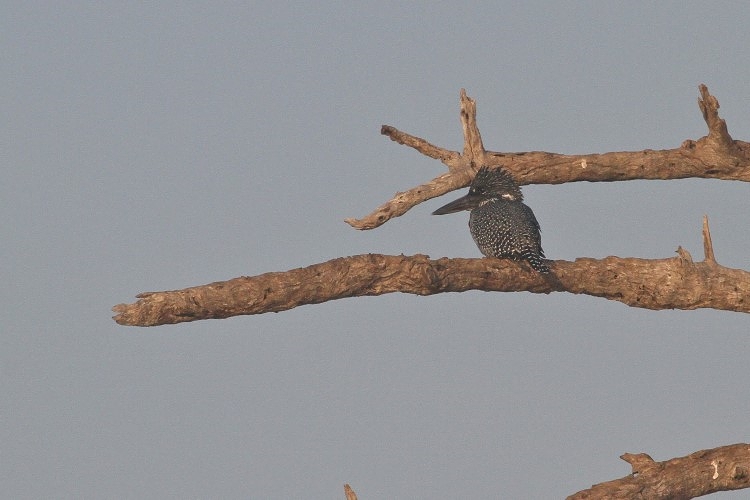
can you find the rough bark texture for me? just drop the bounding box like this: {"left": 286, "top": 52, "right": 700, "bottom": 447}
{"left": 568, "top": 443, "right": 750, "bottom": 499}
{"left": 113, "top": 224, "right": 748, "bottom": 326}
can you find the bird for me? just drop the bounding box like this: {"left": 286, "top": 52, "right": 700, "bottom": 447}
{"left": 432, "top": 166, "right": 550, "bottom": 273}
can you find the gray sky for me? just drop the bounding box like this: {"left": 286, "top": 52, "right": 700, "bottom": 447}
{"left": 4, "top": 2, "right": 750, "bottom": 498}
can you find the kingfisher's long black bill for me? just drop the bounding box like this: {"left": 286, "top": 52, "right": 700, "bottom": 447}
{"left": 432, "top": 194, "right": 481, "bottom": 215}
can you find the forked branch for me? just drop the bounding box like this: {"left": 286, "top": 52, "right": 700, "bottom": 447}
{"left": 346, "top": 84, "right": 750, "bottom": 230}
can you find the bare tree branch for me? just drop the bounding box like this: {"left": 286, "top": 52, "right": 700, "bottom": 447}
{"left": 568, "top": 443, "right": 750, "bottom": 499}
{"left": 346, "top": 84, "right": 750, "bottom": 230}
{"left": 113, "top": 217, "right": 750, "bottom": 326}
{"left": 338, "top": 444, "right": 750, "bottom": 499}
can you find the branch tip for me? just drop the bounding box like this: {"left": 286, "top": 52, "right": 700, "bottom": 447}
{"left": 344, "top": 484, "right": 358, "bottom": 500}
{"left": 698, "top": 84, "right": 734, "bottom": 149}
{"left": 702, "top": 215, "right": 717, "bottom": 264}
{"left": 459, "top": 88, "right": 486, "bottom": 161}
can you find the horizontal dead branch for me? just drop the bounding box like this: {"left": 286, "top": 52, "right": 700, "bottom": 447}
{"left": 113, "top": 248, "right": 750, "bottom": 326}
{"left": 568, "top": 443, "right": 750, "bottom": 499}
{"left": 347, "top": 84, "right": 750, "bottom": 230}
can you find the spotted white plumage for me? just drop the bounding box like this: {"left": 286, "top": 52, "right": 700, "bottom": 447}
{"left": 469, "top": 196, "right": 549, "bottom": 273}
{"left": 432, "top": 166, "right": 550, "bottom": 273}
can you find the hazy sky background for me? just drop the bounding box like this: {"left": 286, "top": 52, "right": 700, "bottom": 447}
{"left": 4, "top": 2, "right": 750, "bottom": 498}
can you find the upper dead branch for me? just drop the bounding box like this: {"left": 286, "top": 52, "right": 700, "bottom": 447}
{"left": 346, "top": 84, "right": 750, "bottom": 230}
